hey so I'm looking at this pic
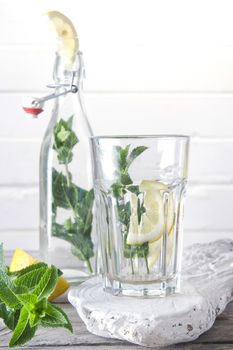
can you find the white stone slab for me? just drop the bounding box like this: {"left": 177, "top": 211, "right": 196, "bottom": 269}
{"left": 68, "top": 239, "right": 233, "bottom": 347}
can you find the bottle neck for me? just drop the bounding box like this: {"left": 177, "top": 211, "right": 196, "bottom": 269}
{"left": 52, "top": 51, "right": 93, "bottom": 137}
{"left": 53, "top": 51, "right": 84, "bottom": 89}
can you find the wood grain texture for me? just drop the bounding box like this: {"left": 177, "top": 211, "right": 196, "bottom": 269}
{"left": 0, "top": 302, "right": 233, "bottom": 349}
{"left": 1, "top": 346, "right": 233, "bottom": 350}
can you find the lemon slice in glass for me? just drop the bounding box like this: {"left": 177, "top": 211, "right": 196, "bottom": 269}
{"left": 130, "top": 192, "right": 138, "bottom": 215}
{"left": 126, "top": 190, "right": 165, "bottom": 245}
{"left": 147, "top": 193, "right": 175, "bottom": 269}
{"left": 45, "top": 11, "right": 79, "bottom": 64}
{"left": 139, "top": 179, "right": 168, "bottom": 192}
{"left": 147, "top": 231, "right": 174, "bottom": 269}
{"left": 129, "top": 214, "right": 139, "bottom": 235}
{"left": 147, "top": 239, "right": 161, "bottom": 268}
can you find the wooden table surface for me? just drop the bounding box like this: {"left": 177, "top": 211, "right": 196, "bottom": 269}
{"left": 1, "top": 301, "right": 233, "bottom": 350}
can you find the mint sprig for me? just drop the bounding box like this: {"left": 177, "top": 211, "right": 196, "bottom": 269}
{"left": 52, "top": 116, "right": 95, "bottom": 272}
{"left": 0, "top": 244, "right": 73, "bottom": 348}
{"left": 111, "top": 145, "right": 149, "bottom": 273}
{"left": 9, "top": 306, "right": 37, "bottom": 347}
{"left": 53, "top": 116, "right": 78, "bottom": 165}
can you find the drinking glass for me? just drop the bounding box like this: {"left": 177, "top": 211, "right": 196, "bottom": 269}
{"left": 91, "top": 135, "right": 189, "bottom": 297}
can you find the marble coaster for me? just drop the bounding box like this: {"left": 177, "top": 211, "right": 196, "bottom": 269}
{"left": 68, "top": 239, "right": 233, "bottom": 347}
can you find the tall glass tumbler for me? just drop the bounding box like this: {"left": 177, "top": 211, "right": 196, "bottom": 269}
{"left": 91, "top": 135, "right": 190, "bottom": 297}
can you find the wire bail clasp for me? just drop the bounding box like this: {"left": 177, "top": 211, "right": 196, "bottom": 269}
{"left": 22, "top": 72, "right": 78, "bottom": 117}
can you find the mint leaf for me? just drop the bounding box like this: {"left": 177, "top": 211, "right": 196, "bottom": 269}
{"left": 127, "top": 146, "right": 148, "bottom": 167}
{"left": 117, "top": 202, "right": 131, "bottom": 227}
{"left": 53, "top": 117, "right": 78, "bottom": 164}
{"left": 111, "top": 182, "right": 124, "bottom": 198}
{"left": 29, "top": 298, "right": 48, "bottom": 327}
{"left": 127, "top": 185, "right": 140, "bottom": 195}
{"left": 12, "top": 262, "right": 47, "bottom": 277}
{"left": 0, "top": 271, "right": 20, "bottom": 309}
{"left": 41, "top": 304, "right": 73, "bottom": 332}
{"left": 14, "top": 285, "right": 29, "bottom": 294}
{"left": 52, "top": 169, "right": 72, "bottom": 209}
{"left": 33, "top": 266, "right": 58, "bottom": 300}
{"left": 74, "top": 189, "right": 94, "bottom": 234}
{"left": 71, "top": 237, "right": 94, "bottom": 262}
{"left": 52, "top": 186, "right": 94, "bottom": 263}
{"left": 14, "top": 263, "right": 48, "bottom": 290}
{"left": 0, "top": 304, "right": 20, "bottom": 330}
{"left": 52, "top": 169, "right": 80, "bottom": 211}
{"left": 57, "top": 126, "right": 70, "bottom": 142}
{"left": 120, "top": 173, "right": 133, "bottom": 185}
{"left": 29, "top": 312, "right": 40, "bottom": 328}
{"left": 53, "top": 223, "right": 94, "bottom": 261}
{"left": 16, "top": 294, "right": 38, "bottom": 311}
{"left": 76, "top": 186, "right": 88, "bottom": 201}
{"left": 9, "top": 306, "right": 37, "bottom": 348}
{"left": 33, "top": 298, "right": 47, "bottom": 316}
{"left": 116, "top": 144, "right": 130, "bottom": 171}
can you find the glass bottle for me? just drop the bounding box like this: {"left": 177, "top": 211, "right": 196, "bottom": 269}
{"left": 39, "top": 51, "right": 97, "bottom": 283}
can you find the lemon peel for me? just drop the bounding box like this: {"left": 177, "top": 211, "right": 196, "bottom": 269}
{"left": 45, "top": 11, "right": 79, "bottom": 64}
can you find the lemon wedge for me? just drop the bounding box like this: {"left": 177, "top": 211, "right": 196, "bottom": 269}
{"left": 9, "top": 248, "right": 70, "bottom": 301}
{"left": 45, "top": 11, "right": 79, "bottom": 64}
{"left": 9, "top": 248, "right": 36, "bottom": 271}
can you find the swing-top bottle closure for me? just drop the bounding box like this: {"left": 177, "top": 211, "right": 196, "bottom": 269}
{"left": 22, "top": 51, "right": 83, "bottom": 118}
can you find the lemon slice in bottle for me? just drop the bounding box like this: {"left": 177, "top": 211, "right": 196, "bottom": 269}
{"left": 45, "top": 11, "right": 79, "bottom": 64}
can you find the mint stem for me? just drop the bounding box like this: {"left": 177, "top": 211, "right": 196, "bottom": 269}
{"left": 64, "top": 161, "right": 93, "bottom": 273}
{"left": 86, "top": 259, "right": 93, "bottom": 274}
{"left": 64, "top": 163, "right": 71, "bottom": 187}
{"left": 130, "top": 254, "right": 135, "bottom": 275}
{"left": 144, "top": 252, "right": 150, "bottom": 274}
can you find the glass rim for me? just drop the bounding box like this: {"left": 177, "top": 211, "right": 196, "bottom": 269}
{"left": 91, "top": 134, "right": 190, "bottom": 140}
{"left": 56, "top": 50, "right": 83, "bottom": 56}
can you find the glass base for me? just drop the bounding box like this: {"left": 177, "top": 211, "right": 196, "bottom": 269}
{"left": 104, "top": 275, "right": 180, "bottom": 297}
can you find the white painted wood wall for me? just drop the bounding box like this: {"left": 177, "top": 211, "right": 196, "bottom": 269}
{"left": 1, "top": 0, "right": 233, "bottom": 251}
